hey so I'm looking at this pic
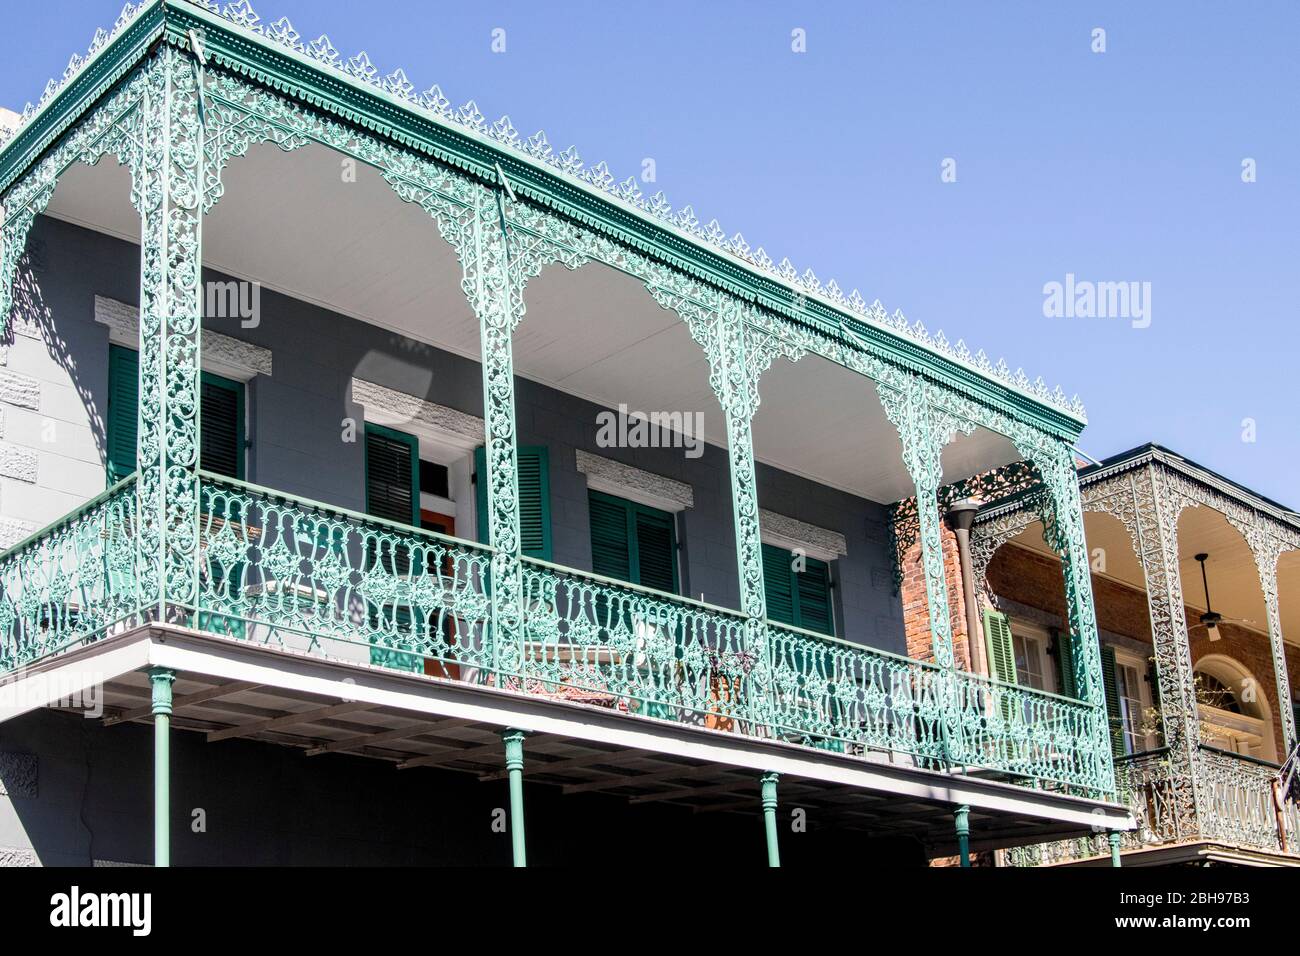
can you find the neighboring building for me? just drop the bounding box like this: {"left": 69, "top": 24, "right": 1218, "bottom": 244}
{"left": 894, "top": 445, "right": 1299, "bottom": 866}
{"left": 0, "top": 1, "right": 1128, "bottom": 866}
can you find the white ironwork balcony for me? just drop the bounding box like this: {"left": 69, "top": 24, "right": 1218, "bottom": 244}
{"left": 1006, "top": 746, "right": 1300, "bottom": 865}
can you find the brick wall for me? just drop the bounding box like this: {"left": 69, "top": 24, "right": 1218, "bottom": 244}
{"left": 898, "top": 512, "right": 971, "bottom": 670}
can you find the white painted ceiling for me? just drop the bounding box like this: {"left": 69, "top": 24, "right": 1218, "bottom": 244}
{"left": 46, "top": 143, "right": 1025, "bottom": 504}
{"left": 1009, "top": 505, "right": 1300, "bottom": 644}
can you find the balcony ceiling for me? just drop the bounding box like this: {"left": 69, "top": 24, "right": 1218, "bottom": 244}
{"left": 1009, "top": 506, "right": 1300, "bottom": 646}
{"left": 46, "top": 142, "right": 1021, "bottom": 504}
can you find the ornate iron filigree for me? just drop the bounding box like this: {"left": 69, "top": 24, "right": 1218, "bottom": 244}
{"left": 0, "top": 479, "right": 140, "bottom": 671}
{"left": 0, "top": 0, "right": 1088, "bottom": 420}
{"left": 889, "top": 459, "right": 1042, "bottom": 593}
{"left": 0, "top": 20, "right": 1115, "bottom": 800}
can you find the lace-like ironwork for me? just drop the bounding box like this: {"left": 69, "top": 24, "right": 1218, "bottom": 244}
{"left": 0, "top": 24, "right": 1114, "bottom": 797}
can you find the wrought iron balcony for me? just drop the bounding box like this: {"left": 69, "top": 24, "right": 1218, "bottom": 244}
{"left": 0, "top": 470, "right": 1110, "bottom": 795}
{"left": 0, "top": 476, "right": 140, "bottom": 673}
{"left": 1005, "top": 746, "right": 1300, "bottom": 865}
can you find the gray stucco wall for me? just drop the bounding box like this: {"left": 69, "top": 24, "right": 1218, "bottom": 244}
{"left": 8, "top": 215, "right": 903, "bottom": 653}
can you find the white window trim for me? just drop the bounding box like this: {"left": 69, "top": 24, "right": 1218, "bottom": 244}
{"left": 575, "top": 449, "right": 693, "bottom": 514}
{"left": 95, "top": 295, "right": 272, "bottom": 382}
{"left": 759, "top": 510, "right": 847, "bottom": 564}
{"left": 351, "top": 378, "right": 481, "bottom": 533}
{"left": 1113, "top": 647, "right": 1156, "bottom": 754}
{"left": 1009, "top": 620, "right": 1055, "bottom": 693}
{"left": 1199, "top": 704, "right": 1268, "bottom": 757}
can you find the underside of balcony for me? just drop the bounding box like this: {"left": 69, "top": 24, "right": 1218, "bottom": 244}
{"left": 0, "top": 622, "right": 1132, "bottom": 859}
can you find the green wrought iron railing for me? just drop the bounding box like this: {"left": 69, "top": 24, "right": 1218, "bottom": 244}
{"left": 0, "top": 474, "right": 140, "bottom": 672}
{"left": 519, "top": 558, "right": 754, "bottom": 726}
{"left": 1006, "top": 746, "right": 1300, "bottom": 865}
{"left": 948, "top": 669, "right": 1100, "bottom": 787}
{"left": 196, "top": 473, "right": 494, "bottom": 675}
{"left": 767, "top": 623, "right": 1104, "bottom": 788}
{"left": 0, "top": 471, "right": 1106, "bottom": 792}
{"left": 767, "top": 621, "right": 947, "bottom": 760}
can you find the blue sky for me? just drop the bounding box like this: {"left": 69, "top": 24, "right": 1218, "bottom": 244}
{"left": 2, "top": 1, "right": 1296, "bottom": 505}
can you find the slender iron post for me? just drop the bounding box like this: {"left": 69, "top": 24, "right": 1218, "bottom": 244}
{"left": 502, "top": 729, "right": 527, "bottom": 867}
{"left": 760, "top": 772, "right": 781, "bottom": 867}
{"left": 150, "top": 667, "right": 175, "bottom": 867}
{"left": 1108, "top": 830, "right": 1122, "bottom": 867}
{"left": 954, "top": 805, "right": 971, "bottom": 867}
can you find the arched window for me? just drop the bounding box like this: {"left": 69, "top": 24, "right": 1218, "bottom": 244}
{"left": 1193, "top": 657, "right": 1275, "bottom": 762}
{"left": 1196, "top": 673, "right": 1241, "bottom": 714}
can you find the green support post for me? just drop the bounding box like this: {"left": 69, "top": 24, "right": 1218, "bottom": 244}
{"left": 502, "top": 729, "right": 527, "bottom": 867}
{"left": 954, "top": 805, "right": 971, "bottom": 867}
{"left": 150, "top": 667, "right": 175, "bottom": 868}
{"left": 761, "top": 771, "right": 781, "bottom": 867}
{"left": 1109, "top": 830, "right": 1122, "bottom": 867}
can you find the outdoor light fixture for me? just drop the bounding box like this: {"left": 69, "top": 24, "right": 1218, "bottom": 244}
{"left": 1194, "top": 552, "right": 1223, "bottom": 641}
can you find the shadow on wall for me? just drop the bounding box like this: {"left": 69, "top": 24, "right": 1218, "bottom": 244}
{"left": 11, "top": 240, "right": 108, "bottom": 472}
{"left": 0, "top": 709, "right": 930, "bottom": 867}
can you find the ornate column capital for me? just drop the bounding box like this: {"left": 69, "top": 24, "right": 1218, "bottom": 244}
{"left": 877, "top": 374, "right": 969, "bottom": 670}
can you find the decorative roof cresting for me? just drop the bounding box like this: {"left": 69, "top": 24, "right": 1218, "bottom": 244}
{"left": 0, "top": 0, "right": 1086, "bottom": 421}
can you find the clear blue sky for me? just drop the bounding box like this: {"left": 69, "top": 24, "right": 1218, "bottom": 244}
{"left": 3, "top": 1, "right": 1296, "bottom": 505}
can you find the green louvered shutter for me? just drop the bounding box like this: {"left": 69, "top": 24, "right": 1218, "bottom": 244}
{"left": 199, "top": 372, "right": 245, "bottom": 479}
{"left": 474, "top": 446, "right": 551, "bottom": 560}
{"left": 108, "top": 348, "right": 245, "bottom": 483}
{"left": 633, "top": 506, "right": 677, "bottom": 594}
{"left": 365, "top": 425, "right": 418, "bottom": 525}
{"left": 983, "top": 610, "right": 1017, "bottom": 685}
{"left": 1100, "top": 645, "right": 1126, "bottom": 757}
{"left": 762, "top": 544, "right": 833, "bottom": 635}
{"left": 1053, "top": 628, "right": 1077, "bottom": 699}
{"left": 796, "top": 557, "right": 833, "bottom": 635}
{"left": 474, "top": 445, "right": 489, "bottom": 544}
{"left": 589, "top": 491, "right": 632, "bottom": 582}
{"left": 587, "top": 490, "right": 676, "bottom": 593}
{"left": 762, "top": 544, "right": 796, "bottom": 626}
{"left": 364, "top": 425, "right": 419, "bottom": 670}
{"left": 516, "top": 447, "right": 551, "bottom": 560}
{"left": 105, "top": 345, "right": 139, "bottom": 484}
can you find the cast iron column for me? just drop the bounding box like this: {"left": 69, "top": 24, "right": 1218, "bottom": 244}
{"left": 760, "top": 771, "right": 781, "bottom": 867}
{"left": 954, "top": 804, "right": 971, "bottom": 867}
{"left": 150, "top": 667, "right": 175, "bottom": 867}
{"left": 502, "top": 728, "right": 527, "bottom": 866}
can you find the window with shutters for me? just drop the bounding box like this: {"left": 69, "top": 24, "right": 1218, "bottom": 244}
{"left": 761, "top": 543, "right": 833, "bottom": 635}
{"left": 473, "top": 446, "right": 552, "bottom": 560}
{"left": 587, "top": 490, "right": 678, "bottom": 594}
{"left": 365, "top": 424, "right": 418, "bottom": 526}
{"left": 199, "top": 371, "right": 245, "bottom": 479}
{"left": 1051, "top": 628, "right": 1077, "bottom": 699}
{"left": 1113, "top": 648, "right": 1155, "bottom": 755}
{"left": 1099, "top": 645, "right": 1124, "bottom": 757}
{"left": 1010, "top": 622, "right": 1054, "bottom": 692}
{"left": 106, "top": 345, "right": 246, "bottom": 483}
{"left": 982, "top": 610, "right": 1022, "bottom": 725}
